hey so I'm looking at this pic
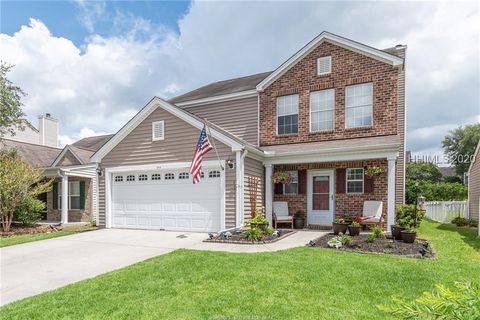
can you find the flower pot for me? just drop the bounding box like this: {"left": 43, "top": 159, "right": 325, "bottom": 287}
{"left": 294, "top": 217, "right": 305, "bottom": 229}
{"left": 391, "top": 226, "right": 406, "bottom": 240}
{"left": 401, "top": 231, "right": 417, "bottom": 243}
{"left": 348, "top": 226, "right": 361, "bottom": 236}
{"left": 333, "top": 223, "right": 348, "bottom": 235}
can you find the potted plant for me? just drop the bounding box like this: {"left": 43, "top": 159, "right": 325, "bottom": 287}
{"left": 293, "top": 210, "right": 305, "bottom": 229}
{"left": 391, "top": 222, "right": 406, "bottom": 240}
{"left": 348, "top": 221, "right": 361, "bottom": 236}
{"left": 365, "top": 166, "right": 386, "bottom": 177}
{"left": 247, "top": 214, "right": 269, "bottom": 231}
{"left": 272, "top": 171, "right": 291, "bottom": 184}
{"left": 333, "top": 218, "right": 348, "bottom": 235}
{"left": 400, "top": 227, "right": 417, "bottom": 243}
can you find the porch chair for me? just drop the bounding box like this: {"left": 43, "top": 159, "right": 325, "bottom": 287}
{"left": 273, "top": 201, "right": 294, "bottom": 229}
{"left": 359, "top": 201, "right": 383, "bottom": 228}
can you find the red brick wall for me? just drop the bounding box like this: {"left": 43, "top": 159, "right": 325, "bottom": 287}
{"left": 259, "top": 41, "right": 401, "bottom": 146}
{"left": 273, "top": 159, "right": 388, "bottom": 223}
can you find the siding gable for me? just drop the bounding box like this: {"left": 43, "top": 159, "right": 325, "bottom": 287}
{"left": 57, "top": 150, "right": 82, "bottom": 166}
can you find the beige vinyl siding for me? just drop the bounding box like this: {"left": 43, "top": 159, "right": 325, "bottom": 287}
{"left": 183, "top": 96, "right": 259, "bottom": 146}
{"left": 57, "top": 150, "right": 82, "bottom": 166}
{"left": 98, "top": 106, "right": 237, "bottom": 228}
{"left": 244, "top": 157, "right": 264, "bottom": 222}
{"left": 468, "top": 150, "right": 480, "bottom": 221}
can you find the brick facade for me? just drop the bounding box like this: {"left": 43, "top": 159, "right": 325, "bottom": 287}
{"left": 259, "top": 41, "right": 401, "bottom": 146}
{"left": 47, "top": 177, "right": 93, "bottom": 222}
{"left": 274, "top": 159, "right": 388, "bottom": 226}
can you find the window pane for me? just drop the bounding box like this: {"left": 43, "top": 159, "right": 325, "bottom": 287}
{"left": 345, "top": 83, "right": 372, "bottom": 128}
{"left": 313, "top": 194, "right": 329, "bottom": 210}
{"left": 69, "top": 182, "right": 80, "bottom": 196}
{"left": 347, "top": 181, "right": 363, "bottom": 193}
{"left": 310, "top": 89, "right": 334, "bottom": 131}
{"left": 70, "top": 196, "right": 80, "bottom": 209}
{"left": 285, "top": 183, "right": 298, "bottom": 194}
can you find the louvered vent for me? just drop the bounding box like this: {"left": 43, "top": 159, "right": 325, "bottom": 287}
{"left": 317, "top": 56, "right": 332, "bottom": 75}
{"left": 152, "top": 121, "right": 164, "bottom": 141}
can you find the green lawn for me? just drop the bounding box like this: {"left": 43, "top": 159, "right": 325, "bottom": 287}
{"left": 0, "top": 220, "right": 478, "bottom": 319}
{"left": 0, "top": 225, "right": 97, "bottom": 248}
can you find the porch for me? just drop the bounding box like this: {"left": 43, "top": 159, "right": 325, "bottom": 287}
{"left": 42, "top": 164, "right": 99, "bottom": 224}
{"left": 262, "top": 137, "right": 400, "bottom": 232}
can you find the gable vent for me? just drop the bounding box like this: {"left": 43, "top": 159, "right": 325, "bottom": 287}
{"left": 152, "top": 121, "right": 165, "bottom": 141}
{"left": 317, "top": 56, "right": 332, "bottom": 75}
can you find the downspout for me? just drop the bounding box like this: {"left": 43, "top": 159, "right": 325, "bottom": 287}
{"left": 235, "top": 148, "right": 248, "bottom": 229}
{"left": 240, "top": 150, "right": 248, "bottom": 226}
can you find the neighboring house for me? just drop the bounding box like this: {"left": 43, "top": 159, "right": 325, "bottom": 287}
{"left": 6, "top": 114, "right": 59, "bottom": 148}
{"left": 2, "top": 31, "right": 407, "bottom": 233}
{"left": 467, "top": 141, "right": 480, "bottom": 235}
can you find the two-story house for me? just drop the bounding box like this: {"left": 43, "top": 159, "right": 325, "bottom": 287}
{"left": 30, "top": 32, "right": 406, "bottom": 232}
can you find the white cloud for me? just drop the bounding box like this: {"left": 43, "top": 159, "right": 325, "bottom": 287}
{"left": 0, "top": 1, "right": 478, "bottom": 153}
{"left": 74, "top": 0, "right": 106, "bottom": 33}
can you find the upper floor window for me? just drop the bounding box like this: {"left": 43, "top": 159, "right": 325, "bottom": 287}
{"left": 310, "top": 89, "right": 334, "bottom": 132}
{"left": 152, "top": 120, "right": 165, "bottom": 141}
{"left": 284, "top": 170, "right": 298, "bottom": 194}
{"left": 345, "top": 83, "right": 373, "bottom": 128}
{"left": 317, "top": 56, "right": 332, "bottom": 75}
{"left": 277, "top": 94, "right": 299, "bottom": 135}
{"left": 346, "top": 168, "right": 364, "bottom": 193}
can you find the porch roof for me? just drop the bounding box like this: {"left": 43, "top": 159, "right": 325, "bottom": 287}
{"left": 262, "top": 135, "right": 400, "bottom": 159}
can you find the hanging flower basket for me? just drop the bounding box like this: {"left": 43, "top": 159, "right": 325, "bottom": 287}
{"left": 365, "top": 166, "right": 385, "bottom": 178}
{"left": 273, "top": 171, "right": 292, "bottom": 184}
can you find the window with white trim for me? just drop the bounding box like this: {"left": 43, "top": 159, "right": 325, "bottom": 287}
{"left": 277, "top": 95, "right": 299, "bottom": 135}
{"left": 151, "top": 173, "right": 161, "bottom": 180}
{"left": 152, "top": 121, "right": 165, "bottom": 141}
{"left": 179, "top": 172, "right": 189, "bottom": 179}
{"left": 208, "top": 170, "right": 220, "bottom": 178}
{"left": 114, "top": 176, "right": 123, "bottom": 182}
{"left": 317, "top": 56, "right": 332, "bottom": 75}
{"left": 310, "top": 89, "right": 334, "bottom": 132}
{"left": 165, "top": 173, "right": 175, "bottom": 180}
{"left": 346, "top": 168, "right": 364, "bottom": 193}
{"left": 138, "top": 174, "right": 148, "bottom": 181}
{"left": 284, "top": 170, "right": 298, "bottom": 194}
{"left": 58, "top": 181, "right": 80, "bottom": 210}
{"left": 126, "top": 175, "right": 135, "bottom": 182}
{"left": 346, "top": 83, "right": 373, "bottom": 128}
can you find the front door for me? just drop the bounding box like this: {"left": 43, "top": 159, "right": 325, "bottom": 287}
{"left": 307, "top": 170, "right": 334, "bottom": 226}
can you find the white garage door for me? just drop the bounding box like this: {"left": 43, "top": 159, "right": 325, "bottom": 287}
{"left": 111, "top": 167, "right": 223, "bottom": 232}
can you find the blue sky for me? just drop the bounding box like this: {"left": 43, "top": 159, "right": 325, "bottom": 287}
{"left": 0, "top": 1, "right": 478, "bottom": 159}
{"left": 1, "top": 1, "right": 190, "bottom": 45}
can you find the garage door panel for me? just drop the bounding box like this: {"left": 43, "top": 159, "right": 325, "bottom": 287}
{"left": 111, "top": 168, "right": 222, "bottom": 232}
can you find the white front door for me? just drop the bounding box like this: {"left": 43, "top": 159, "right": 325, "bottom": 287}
{"left": 307, "top": 170, "right": 334, "bottom": 226}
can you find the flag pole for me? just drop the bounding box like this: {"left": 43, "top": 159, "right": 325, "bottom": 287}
{"left": 204, "top": 118, "right": 225, "bottom": 171}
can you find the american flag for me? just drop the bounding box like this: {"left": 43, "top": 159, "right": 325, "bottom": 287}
{"left": 189, "top": 124, "right": 213, "bottom": 184}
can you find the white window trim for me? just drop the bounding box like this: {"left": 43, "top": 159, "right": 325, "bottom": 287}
{"left": 317, "top": 56, "right": 332, "bottom": 75}
{"left": 345, "top": 83, "right": 373, "bottom": 129}
{"left": 283, "top": 170, "right": 299, "bottom": 195}
{"left": 309, "top": 89, "right": 335, "bottom": 133}
{"left": 58, "top": 181, "right": 81, "bottom": 210}
{"left": 152, "top": 120, "right": 165, "bottom": 141}
{"left": 276, "top": 94, "right": 299, "bottom": 136}
{"left": 346, "top": 168, "right": 364, "bottom": 194}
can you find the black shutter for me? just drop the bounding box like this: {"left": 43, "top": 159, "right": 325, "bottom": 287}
{"left": 336, "top": 168, "right": 346, "bottom": 194}
{"left": 364, "top": 174, "right": 374, "bottom": 193}
{"left": 274, "top": 182, "right": 283, "bottom": 195}
{"left": 298, "top": 170, "right": 307, "bottom": 194}
{"left": 52, "top": 182, "right": 58, "bottom": 209}
{"left": 79, "top": 181, "right": 86, "bottom": 210}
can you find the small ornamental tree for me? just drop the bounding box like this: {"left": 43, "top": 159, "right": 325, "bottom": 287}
{"left": 0, "top": 149, "right": 52, "bottom": 232}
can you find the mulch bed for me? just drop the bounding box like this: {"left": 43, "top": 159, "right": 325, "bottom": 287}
{"left": 311, "top": 233, "right": 435, "bottom": 259}
{"left": 1, "top": 223, "right": 61, "bottom": 237}
{"left": 205, "top": 229, "right": 295, "bottom": 245}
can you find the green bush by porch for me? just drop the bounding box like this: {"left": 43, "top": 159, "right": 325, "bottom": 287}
{"left": 0, "top": 219, "right": 478, "bottom": 319}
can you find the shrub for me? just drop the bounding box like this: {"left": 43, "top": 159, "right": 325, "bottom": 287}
{"left": 396, "top": 204, "right": 424, "bottom": 229}
{"left": 340, "top": 235, "right": 352, "bottom": 246}
{"left": 378, "top": 282, "right": 480, "bottom": 319}
{"left": 91, "top": 218, "right": 97, "bottom": 227}
{"left": 13, "top": 196, "right": 45, "bottom": 226}
{"left": 245, "top": 227, "right": 263, "bottom": 242}
{"left": 366, "top": 234, "right": 376, "bottom": 243}
{"left": 246, "top": 214, "right": 269, "bottom": 227}
{"left": 451, "top": 217, "right": 469, "bottom": 226}
{"left": 406, "top": 180, "right": 467, "bottom": 204}
{"left": 468, "top": 219, "right": 478, "bottom": 227}
{"left": 263, "top": 226, "right": 274, "bottom": 235}
{"left": 350, "top": 221, "right": 360, "bottom": 227}
{"left": 371, "top": 226, "right": 383, "bottom": 239}
{"left": 384, "top": 241, "right": 394, "bottom": 249}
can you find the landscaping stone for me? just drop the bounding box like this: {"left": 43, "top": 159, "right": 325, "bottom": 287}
{"left": 204, "top": 230, "right": 295, "bottom": 244}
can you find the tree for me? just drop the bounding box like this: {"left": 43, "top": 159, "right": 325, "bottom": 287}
{"left": 442, "top": 123, "right": 480, "bottom": 176}
{"left": 406, "top": 162, "right": 442, "bottom": 183}
{"left": 0, "top": 62, "right": 25, "bottom": 139}
{"left": 0, "top": 149, "right": 51, "bottom": 232}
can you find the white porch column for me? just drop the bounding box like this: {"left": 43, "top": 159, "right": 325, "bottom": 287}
{"left": 387, "top": 156, "right": 396, "bottom": 232}
{"left": 235, "top": 151, "right": 243, "bottom": 227}
{"left": 61, "top": 173, "right": 69, "bottom": 224}
{"left": 265, "top": 164, "right": 273, "bottom": 225}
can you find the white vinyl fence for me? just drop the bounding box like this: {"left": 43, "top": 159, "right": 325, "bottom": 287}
{"left": 424, "top": 201, "right": 467, "bottom": 223}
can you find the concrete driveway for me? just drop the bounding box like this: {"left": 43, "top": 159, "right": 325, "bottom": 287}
{"left": 0, "top": 228, "right": 324, "bottom": 306}
{"left": 0, "top": 229, "right": 206, "bottom": 306}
